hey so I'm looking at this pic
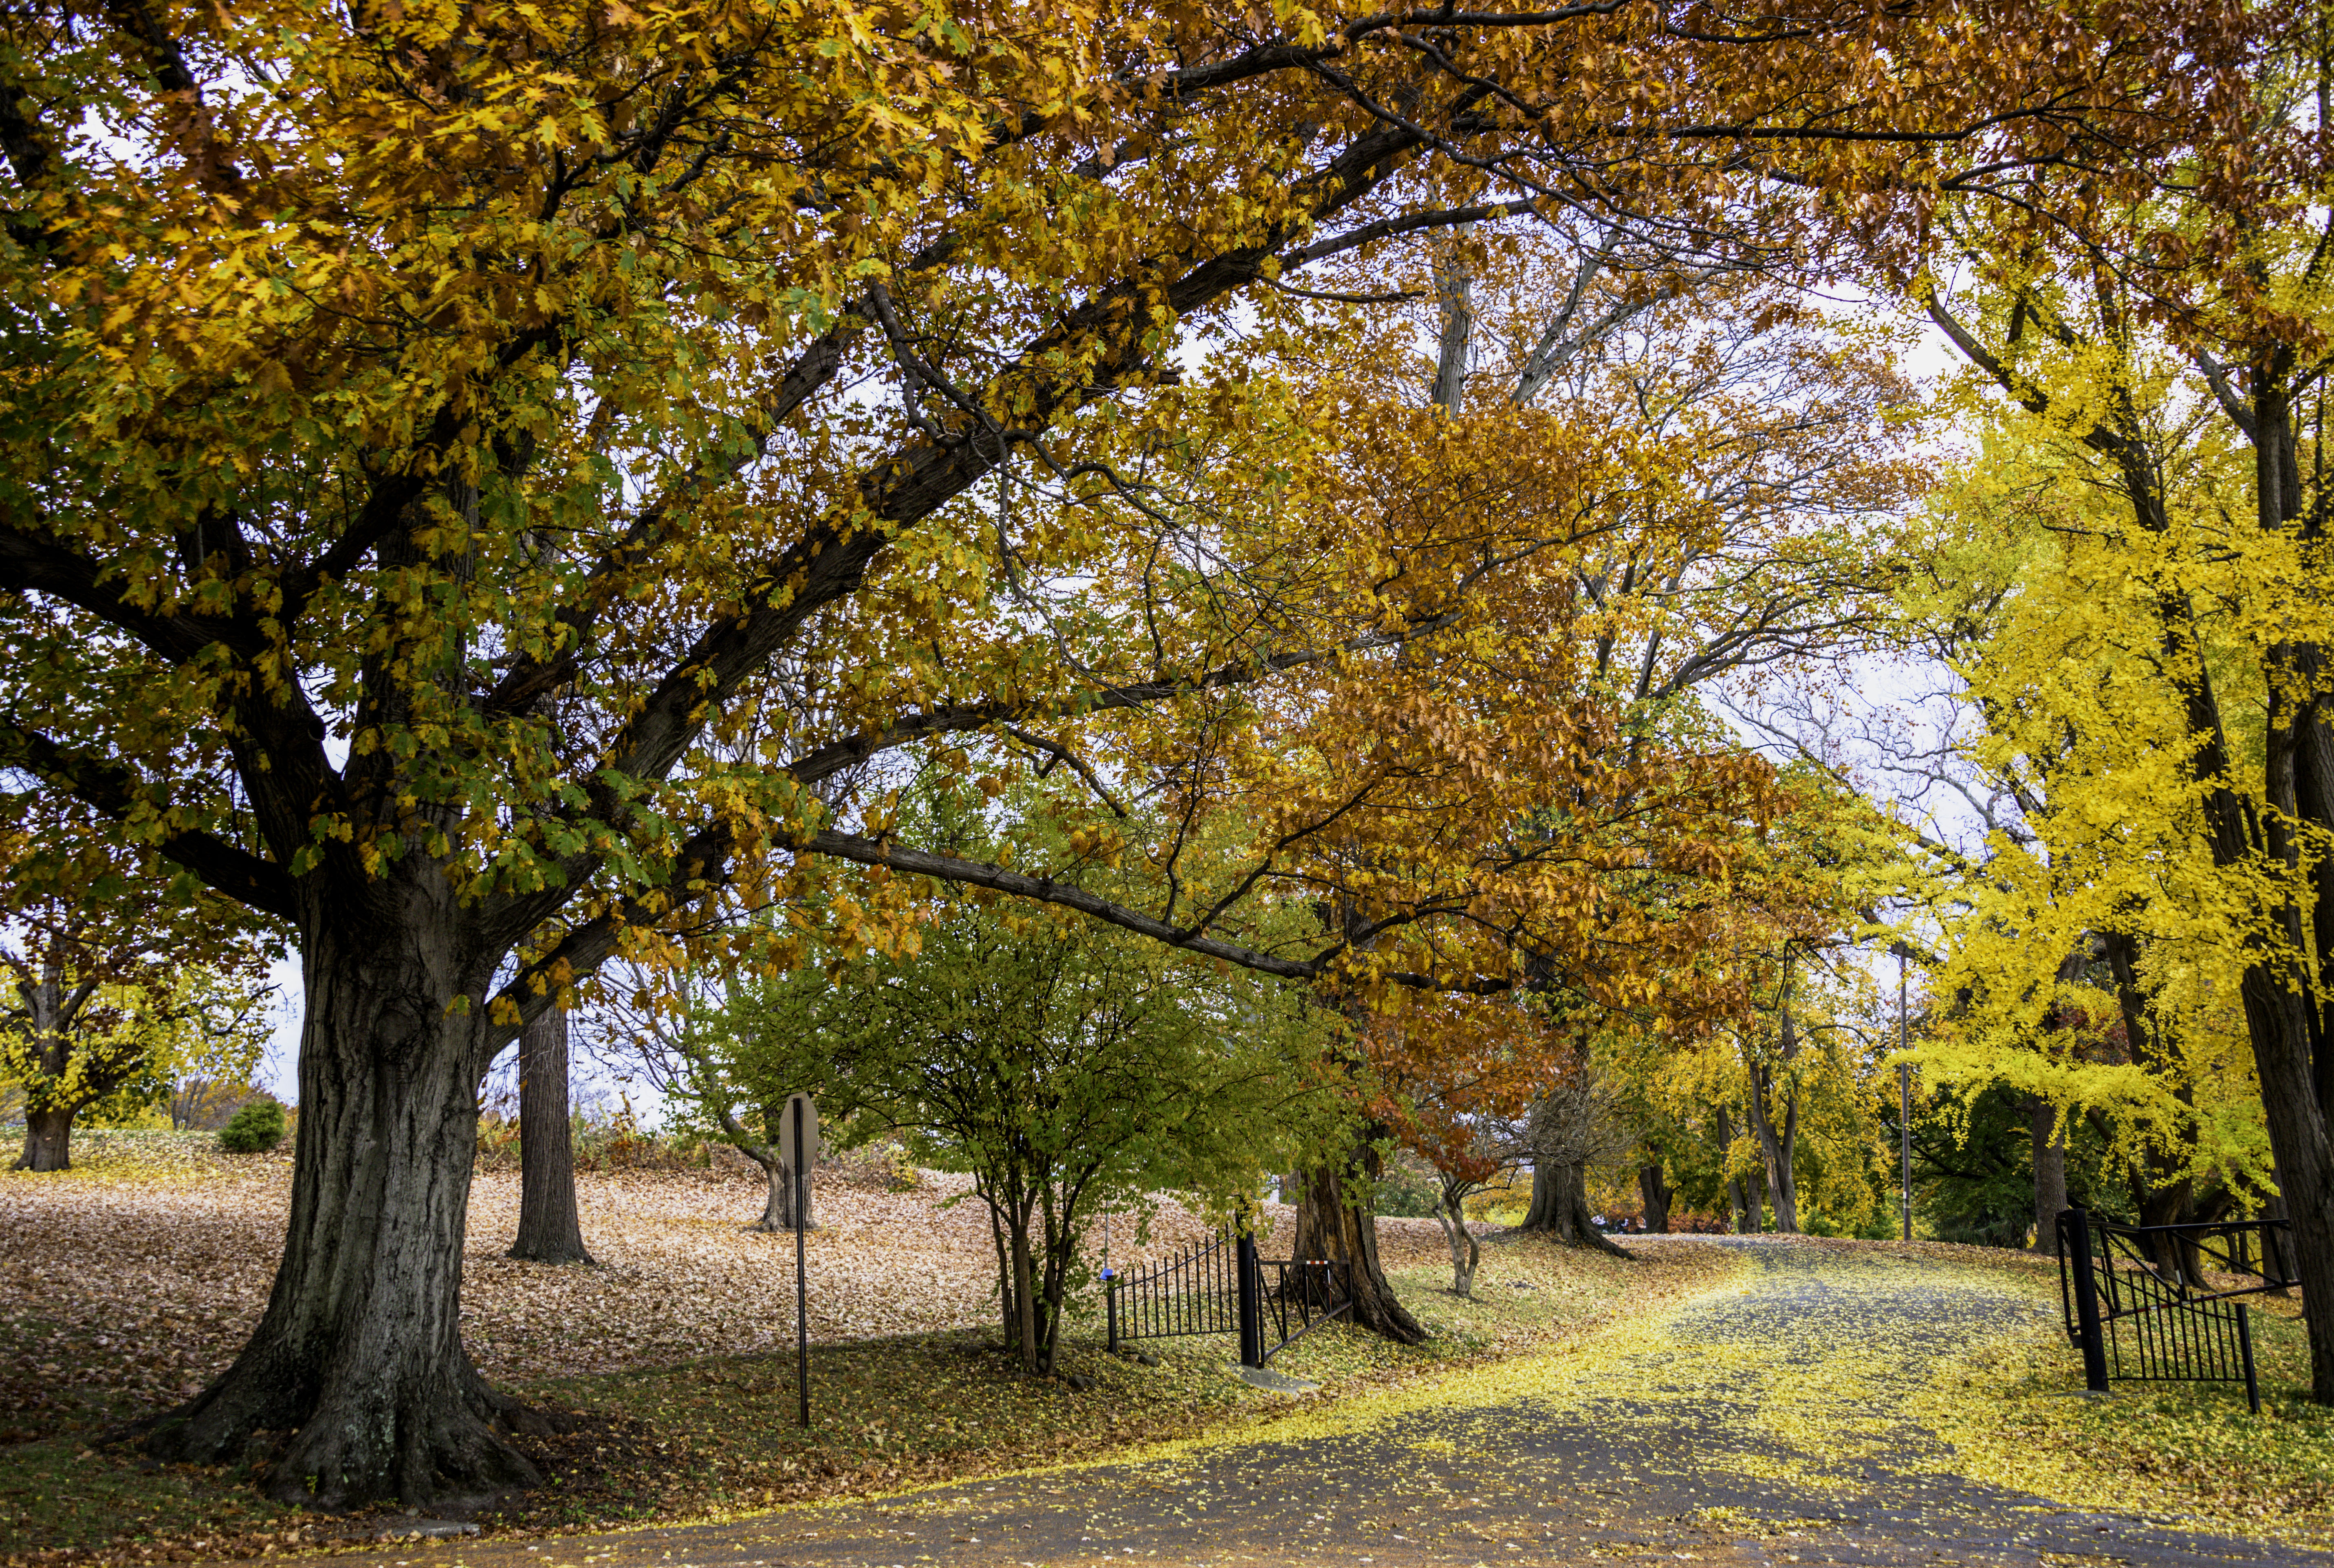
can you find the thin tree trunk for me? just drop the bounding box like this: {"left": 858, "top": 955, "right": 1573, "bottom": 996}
{"left": 1746, "top": 996, "right": 1802, "bottom": 1233}
{"left": 1010, "top": 1222, "right": 1040, "bottom": 1373}
{"left": 1637, "top": 1162, "right": 1673, "bottom": 1233}
{"left": 1293, "top": 1150, "right": 1427, "bottom": 1343}
{"left": 1715, "top": 1105, "right": 1756, "bottom": 1233}
{"left": 1746, "top": 1072, "right": 1799, "bottom": 1233}
{"left": 1434, "top": 1187, "right": 1479, "bottom": 1295}
{"left": 511, "top": 1006, "right": 590, "bottom": 1264}
{"left": 2030, "top": 1097, "right": 2068, "bottom": 1254}
{"left": 144, "top": 912, "right": 553, "bottom": 1506}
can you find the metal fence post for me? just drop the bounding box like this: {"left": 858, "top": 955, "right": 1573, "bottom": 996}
{"left": 2064, "top": 1207, "right": 2110, "bottom": 1395}
{"left": 1236, "top": 1230, "right": 1264, "bottom": 1369}
{"left": 2237, "top": 1304, "right": 2260, "bottom": 1414}
{"left": 1106, "top": 1277, "right": 1119, "bottom": 1354}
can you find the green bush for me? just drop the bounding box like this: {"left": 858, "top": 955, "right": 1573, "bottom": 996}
{"left": 218, "top": 1097, "right": 286, "bottom": 1154}
{"left": 1372, "top": 1154, "right": 1442, "bottom": 1218}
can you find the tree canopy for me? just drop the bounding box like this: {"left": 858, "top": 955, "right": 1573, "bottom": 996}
{"left": 0, "top": 0, "right": 2260, "bottom": 1507}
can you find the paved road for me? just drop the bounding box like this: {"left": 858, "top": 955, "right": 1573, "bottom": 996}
{"left": 368, "top": 1239, "right": 2327, "bottom": 1568}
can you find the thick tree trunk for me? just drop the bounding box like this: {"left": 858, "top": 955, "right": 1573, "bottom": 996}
{"left": 713, "top": 1104, "right": 814, "bottom": 1231}
{"left": 1519, "top": 1161, "right": 1631, "bottom": 1257}
{"left": 765, "top": 1151, "right": 816, "bottom": 1229}
{"left": 511, "top": 1006, "right": 590, "bottom": 1264}
{"left": 14, "top": 1107, "right": 73, "bottom": 1172}
{"left": 1637, "top": 1162, "right": 1673, "bottom": 1234}
{"left": 144, "top": 918, "right": 549, "bottom": 1507}
{"left": 1293, "top": 1152, "right": 1427, "bottom": 1343}
{"left": 2030, "top": 1097, "right": 2067, "bottom": 1254}
{"left": 2244, "top": 971, "right": 2334, "bottom": 1400}
{"left": 751, "top": 1154, "right": 817, "bottom": 1230}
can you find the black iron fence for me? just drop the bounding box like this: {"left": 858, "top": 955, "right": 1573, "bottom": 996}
{"left": 2057, "top": 1207, "right": 2295, "bottom": 1413}
{"left": 1106, "top": 1227, "right": 1350, "bottom": 1368}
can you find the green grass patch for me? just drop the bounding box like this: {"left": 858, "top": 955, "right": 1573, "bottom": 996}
{"left": 1914, "top": 1259, "right": 2334, "bottom": 1547}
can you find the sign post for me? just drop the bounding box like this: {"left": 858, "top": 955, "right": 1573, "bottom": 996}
{"left": 779, "top": 1092, "right": 819, "bottom": 1428}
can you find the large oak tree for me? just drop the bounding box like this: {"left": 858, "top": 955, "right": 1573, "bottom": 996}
{"left": 0, "top": 0, "right": 2217, "bottom": 1505}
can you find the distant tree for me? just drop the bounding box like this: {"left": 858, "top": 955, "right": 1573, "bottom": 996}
{"left": 509, "top": 1005, "right": 591, "bottom": 1264}
{"left": 2, "top": 810, "right": 275, "bottom": 1169}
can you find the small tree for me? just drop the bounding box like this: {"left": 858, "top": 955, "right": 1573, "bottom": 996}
{"left": 738, "top": 899, "right": 1328, "bottom": 1374}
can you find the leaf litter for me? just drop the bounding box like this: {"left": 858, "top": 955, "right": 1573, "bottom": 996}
{"left": 0, "top": 1136, "right": 1702, "bottom": 1567}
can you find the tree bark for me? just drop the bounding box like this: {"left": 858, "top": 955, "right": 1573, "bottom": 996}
{"left": 1715, "top": 1105, "right": 1757, "bottom": 1233}
{"left": 1637, "top": 1162, "right": 1673, "bottom": 1233}
{"left": 10, "top": 964, "right": 108, "bottom": 1172}
{"left": 1745, "top": 994, "right": 1802, "bottom": 1233}
{"left": 1519, "top": 1161, "right": 1631, "bottom": 1257}
{"left": 1434, "top": 1187, "right": 1479, "bottom": 1295}
{"left": 1293, "top": 1150, "right": 1428, "bottom": 1343}
{"left": 2030, "top": 1096, "right": 2068, "bottom": 1254}
{"left": 15, "top": 1106, "right": 73, "bottom": 1172}
{"left": 1746, "top": 1071, "right": 1799, "bottom": 1233}
{"left": 510, "top": 1006, "right": 590, "bottom": 1265}
{"left": 143, "top": 914, "right": 551, "bottom": 1507}
{"left": 765, "top": 1148, "right": 816, "bottom": 1230}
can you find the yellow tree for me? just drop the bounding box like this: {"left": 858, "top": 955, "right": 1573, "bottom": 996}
{"left": 1909, "top": 63, "right": 2334, "bottom": 1373}
{"left": 0, "top": 0, "right": 2220, "bottom": 1502}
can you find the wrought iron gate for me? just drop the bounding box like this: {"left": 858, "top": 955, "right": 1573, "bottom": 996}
{"left": 1105, "top": 1227, "right": 1351, "bottom": 1368}
{"left": 2057, "top": 1207, "right": 2294, "bottom": 1413}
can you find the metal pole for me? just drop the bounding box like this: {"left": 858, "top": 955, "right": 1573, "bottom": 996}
{"left": 794, "top": 1095, "right": 810, "bottom": 1428}
{"left": 2066, "top": 1207, "right": 2110, "bottom": 1394}
{"left": 2238, "top": 1304, "right": 2260, "bottom": 1414}
{"left": 1236, "top": 1229, "right": 1263, "bottom": 1369}
{"left": 1898, "top": 946, "right": 1911, "bottom": 1242}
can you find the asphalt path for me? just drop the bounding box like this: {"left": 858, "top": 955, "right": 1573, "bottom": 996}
{"left": 356, "top": 1238, "right": 2328, "bottom": 1568}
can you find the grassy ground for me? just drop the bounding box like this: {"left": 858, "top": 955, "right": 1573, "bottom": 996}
{"left": 0, "top": 1137, "right": 1736, "bottom": 1568}
{"left": 1910, "top": 1252, "right": 2334, "bottom": 1546}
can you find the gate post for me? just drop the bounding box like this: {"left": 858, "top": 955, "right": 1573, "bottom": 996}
{"left": 2237, "top": 1304, "right": 2260, "bottom": 1414}
{"left": 1106, "top": 1276, "right": 1119, "bottom": 1354}
{"left": 2063, "top": 1207, "right": 2110, "bottom": 1395}
{"left": 1236, "top": 1230, "right": 1264, "bottom": 1369}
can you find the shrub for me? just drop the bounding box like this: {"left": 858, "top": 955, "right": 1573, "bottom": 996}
{"left": 218, "top": 1097, "right": 287, "bottom": 1154}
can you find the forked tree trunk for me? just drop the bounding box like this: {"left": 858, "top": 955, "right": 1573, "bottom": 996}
{"left": 144, "top": 916, "right": 550, "bottom": 1507}
{"left": 15, "top": 1107, "right": 73, "bottom": 1172}
{"left": 1747, "top": 1081, "right": 1800, "bottom": 1233}
{"left": 1714, "top": 1105, "right": 1757, "bottom": 1233}
{"left": 1746, "top": 1002, "right": 1802, "bottom": 1233}
{"left": 1292, "top": 1152, "right": 1427, "bottom": 1343}
{"left": 2030, "top": 1097, "right": 2067, "bottom": 1254}
{"left": 1519, "top": 1161, "right": 1631, "bottom": 1258}
{"left": 1434, "top": 1189, "right": 1479, "bottom": 1296}
{"left": 511, "top": 1006, "right": 590, "bottom": 1264}
{"left": 712, "top": 1104, "right": 814, "bottom": 1231}
{"left": 1637, "top": 1162, "right": 1673, "bottom": 1233}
